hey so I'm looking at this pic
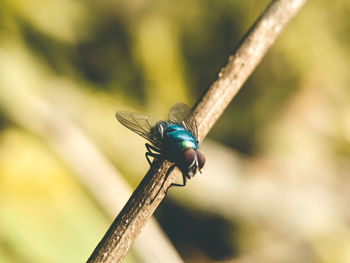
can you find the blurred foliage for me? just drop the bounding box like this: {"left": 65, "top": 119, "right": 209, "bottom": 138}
{"left": 0, "top": 129, "right": 109, "bottom": 262}
{"left": 0, "top": 0, "right": 350, "bottom": 262}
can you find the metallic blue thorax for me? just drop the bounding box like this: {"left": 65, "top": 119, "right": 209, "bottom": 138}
{"left": 163, "top": 124, "right": 198, "bottom": 152}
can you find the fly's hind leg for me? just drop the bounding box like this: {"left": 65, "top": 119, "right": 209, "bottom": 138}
{"left": 145, "top": 143, "right": 162, "bottom": 170}
{"left": 145, "top": 152, "right": 161, "bottom": 168}
{"left": 146, "top": 143, "right": 161, "bottom": 154}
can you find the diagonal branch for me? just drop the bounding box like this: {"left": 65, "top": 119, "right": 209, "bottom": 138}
{"left": 87, "top": 0, "right": 307, "bottom": 262}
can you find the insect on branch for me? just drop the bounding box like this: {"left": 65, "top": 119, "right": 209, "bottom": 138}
{"left": 87, "top": 0, "right": 307, "bottom": 262}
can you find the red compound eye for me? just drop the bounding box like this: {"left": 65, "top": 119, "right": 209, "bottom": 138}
{"left": 183, "top": 148, "right": 196, "bottom": 166}
{"left": 196, "top": 150, "right": 205, "bottom": 170}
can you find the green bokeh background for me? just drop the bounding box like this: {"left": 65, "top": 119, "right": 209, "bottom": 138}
{"left": 1, "top": 0, "right": 350, "bottom": 262}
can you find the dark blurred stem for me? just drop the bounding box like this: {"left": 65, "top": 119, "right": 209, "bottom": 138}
{"left": 87, "top": 0, "right": 307, "bottom": 262}
{"left": 0, "top": 86, "right": 183, "bottom": 260}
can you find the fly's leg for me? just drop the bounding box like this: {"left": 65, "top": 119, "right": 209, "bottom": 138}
{"left": 169, "top": 174, "right": 187, "bottom": 187}
{"left": 146, "top": 143, "right": 161, "bottom": 153}
{"left": 165, "top": 172, "right": 187, "bottom": 196}
{"left": 150, "top": 164, "right": 176, "bottom": 203}
{"left": 145, "top": 143, "right": 162, "bottom": 170}
{"left": 145, "top": 152, "right": 161, "bottom": 168}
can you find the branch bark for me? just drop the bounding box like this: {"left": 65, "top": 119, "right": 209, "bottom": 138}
{"left": 87, "top": 0, "right": 307, "bottom": 262}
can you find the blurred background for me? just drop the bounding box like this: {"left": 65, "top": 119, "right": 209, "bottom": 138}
{"left": 1, "top": 0, "right": 350, "bottom": 262}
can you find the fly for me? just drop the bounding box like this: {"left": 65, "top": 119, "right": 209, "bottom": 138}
{"left": 116, "top": 103, "right": 205, "bottom": 194}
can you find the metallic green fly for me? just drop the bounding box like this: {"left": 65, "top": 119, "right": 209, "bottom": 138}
{"left": 116, "top": 103, "right": 205, "bottom": 190}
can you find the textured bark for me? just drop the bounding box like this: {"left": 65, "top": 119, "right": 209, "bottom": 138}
{"left": 87, "top": 0, "right": 307, "bottom": 262}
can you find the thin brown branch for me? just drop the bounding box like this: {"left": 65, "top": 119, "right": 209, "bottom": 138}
{"left": 87, "top": 0, "right": 307, "bottom": 262}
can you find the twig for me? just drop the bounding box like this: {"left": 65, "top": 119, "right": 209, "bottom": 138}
{"left": 87, "top": 0, "right": 307, "bottom": 262}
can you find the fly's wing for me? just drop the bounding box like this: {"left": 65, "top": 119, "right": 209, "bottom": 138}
{"left": 116, "top": 111, "right": 160, "bottom": 146}
{"left": 168, "top": 103, "right": 198, "bottom": 139}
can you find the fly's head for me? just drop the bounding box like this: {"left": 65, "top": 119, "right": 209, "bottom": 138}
{"left": 182, "top": 148, "right": 205, "bottom": 177}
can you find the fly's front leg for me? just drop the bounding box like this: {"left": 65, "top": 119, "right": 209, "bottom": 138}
{"left": 151, "top": 164, "right": 176, "bottom": 203}
{"left": 151, "top": 165, "right": 188, "bottom": 203}
{"left": 168, "top": 172, "right": 187, "bottom": 188}
{"left": 163, "top": 170, "right": 187, "bottom": 197}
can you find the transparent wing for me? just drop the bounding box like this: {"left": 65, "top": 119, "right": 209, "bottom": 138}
{"left": 168, "top": 103, "right": 198, "bottom": 139}
{"left": 115, "top": 111, "right": 160, "bottom": 146}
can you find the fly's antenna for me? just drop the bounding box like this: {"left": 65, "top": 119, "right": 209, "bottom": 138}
{"left": 195, "top": 155, "right": 201, "bottom": 174}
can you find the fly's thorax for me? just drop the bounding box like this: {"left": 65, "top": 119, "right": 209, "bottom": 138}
{"left": 179, "top": 140, "right": 197, "bottom": 150}
{"left": 164, "top": 124, "right": 198, "bottom": 152}
{"left": 156, "top": 124, "right": 205, "bottom": 178}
